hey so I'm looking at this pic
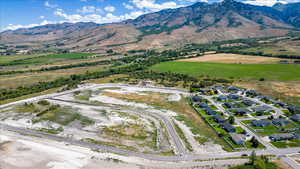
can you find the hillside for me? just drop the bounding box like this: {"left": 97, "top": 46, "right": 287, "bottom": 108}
{"left": 1, "top": 0, "right": 300, "bottom": 53}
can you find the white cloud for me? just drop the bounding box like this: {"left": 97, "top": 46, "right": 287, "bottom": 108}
{"left": 123, "top": 2, "right": 135, "bottom": 9}
{"left": 243, "top": 0, "right": 288, "bottom": 6}
{"left": 44, "top": 1, "right": 57, "bottom": 8}
{"left": 130, "top": 0, "right": 182, "bottom": 12}
{"left": 104, "top": 5, "right": 116, "bottom": 12}
{"left": 3, "top": 20, "right": 56, "bottom": 31}
{"left": 179, "top": 0, "right": 208, "bottom": 2}
{"left": 80, "top": 0, "right": 88, "bottom": 2}
{"left": 53, "top": 7, "right": 146, "bottom": 24}
{"left": 40, "top": 16, "right": 45, "bottom": 19}
{"left": 77, "top": 6, "right": 102, "bottom": 14}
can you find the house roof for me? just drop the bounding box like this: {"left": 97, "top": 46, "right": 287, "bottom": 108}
{"left": 270, "top": 133, "right": 294, "bottom": 139}
{"left": 290, "top": 114, "right": 300, "bottom": 121}
{"left": 197, "top": 102, "right": 209, "bottom": 108}
{"left": 252, "top": 105, "right": 273, "bottom": 112}
{"left": 272, "top": 118, "right": 290, "bottom": 125}
{"left": 214, "top": 115, "right": 226, "bottom": 122}
{"left": 222, "top": 122, "right": 236, "bottom": 132}
{"left": 230, "top": 133, "right": 245, "bottom": 143}
{"left": 252, "top": 120, "right": 271, "bottom": 126}
{"left": 192, "top": 95, "right": 202, "bottom": 102}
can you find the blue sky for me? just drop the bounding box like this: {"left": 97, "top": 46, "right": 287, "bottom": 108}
{"left": 1, "top": 0, "right": 299, "bottom": 31}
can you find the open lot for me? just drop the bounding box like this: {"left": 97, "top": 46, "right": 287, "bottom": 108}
{"left": 0, "top": 65, "right": 108, "bottom": 89}
{"left": 0, "top": 84, "right": 226, "bottom": 155}
{"left": 178, "top": 53, "right": 294, "bottom": 64}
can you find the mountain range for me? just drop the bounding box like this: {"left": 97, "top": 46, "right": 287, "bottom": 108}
{"left": 1, "top": 0, "right": 300, "bottom": 52}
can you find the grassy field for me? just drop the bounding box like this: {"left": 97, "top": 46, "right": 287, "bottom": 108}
{"left": 0, "top": 53, "right": 94, "bottom": 66}
{"left": 150, "top": 62, "right": 300, "bottom": 81}
{"left": 0, "top": 53, "right": 51, "bottom": 64}
{"left": 0, "top": 64, "right": 108, "bottom": 89}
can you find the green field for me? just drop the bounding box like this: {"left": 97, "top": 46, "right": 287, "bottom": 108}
{"left": 150, "top": 62, "right": 300, "bottom": 81}
{"left": 0, "top": 53, "right": 94, "bottom": 66}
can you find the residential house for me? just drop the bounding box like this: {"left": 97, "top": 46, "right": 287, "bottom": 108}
{"left": 290, "top": 114, "right": 300, "bottom": 122}
{"left": 232, "top": 108, "right": 252, "bottom": 116}
{"left": 196, "top": 102, "right": 209, "bottom": 108}
{"left": 251, "top": 120, "right": 271, "bottom": 127}
{"left": 246, "top": 90, "right": 259, "bottom": 97}
{"left": 228, "top": 94, "right": 241, "bottom": 100}
{"left": 213, "top": 115, "right": 226, "bottom": 123}
{"left": 269, "top": 133, "right": 295, "bottom": 141}
{"left": 272, "top": 118, "right": 290, "bottom": 127}
{"left": 294, "top": 132, "right": 300, "bottom": 140}
{"left": 252, "top": 105, "right": 273, "bottom": 113}
{"left": 205, "top": 107, "right": 217, "bottom": 116}
{"left": 224, "top": 102, "right": 234, "bottom": 109}
{"left": 243, "top": 99, "right": 256, "bottom": 106}
{"left": 222, "top": 122, "right": 236, "bottom": 133}
{"left": 217, "top": 96, "right": 228, "bottom": 102}
{"left": 288, "top": 106, "right": 300, "bottom": 114}
{"left": 230, "top": 133, "right": 246, "bottom": 145}
{"left": 192, "top": 95, "right": 202, "bottom": 102}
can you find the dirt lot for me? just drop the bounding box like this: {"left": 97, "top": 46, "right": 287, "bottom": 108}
{"left": 179, "top": 53, "right": 295, "bottom": 64}
{"left": 235, "top": 81, "right": 300, "bottom": 105}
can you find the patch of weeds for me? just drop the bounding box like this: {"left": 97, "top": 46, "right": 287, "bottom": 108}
{"left": 38, "top": 127, "right": 63, "bottom": 134}
{"left": 173, "top": 121, "right": 193, "bottom": 151}
{"left": 82, "top": 138, "right": 138, "bottom": 151}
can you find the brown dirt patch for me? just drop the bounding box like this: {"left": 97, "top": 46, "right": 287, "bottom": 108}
{"left": 235, "top": 81, "right": 300, "bottom": 105}
{"left": 178, "top": 53, "right": 293, "bottom": 64}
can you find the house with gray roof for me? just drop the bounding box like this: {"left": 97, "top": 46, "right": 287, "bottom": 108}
{"left": 196, "top": 102, "right": 209, "bottom": 108}
{"left": 228, "top": 94, "right": 241, "bottom": 100}
{"left": 243, "top": 99, "right": 256, "bottom": 106}
{"left": 251, "top": 120, "right": 271, "bottom": 127}
{"left": 272, "top": 118, "right": 290, "bottom": 127}
{"left": 224, "top": 102, "right": 234, "bottom": 109}
{"left": 288, "top": 106, "right": 300, "bottom": 114}
{"left": 192, "top": 95, "right": 202, "bottom": 102}
{"left": 217, "top": 95, "right": 228, "bottom": 102}
{"left": 230, "top": 133, "right": 246, "bottom": 145}
{"left": 204, "top": 107, "right": 217, "bottom": 116}
{"left": 222, "top": 122, "right": 236, "bottom": 133}
{"left": 290, "top": 114, "right": 300, "bottom": 122}
{"left": 269, "top": 133, "right": 295, "bottom": 141}
{"left": 294, "top": 132, "right": 300, "bottom": 140}
{"left": 252, "top": 105, "right": 273, "bottom": 113}
{"left": 246, "top": 90, "right": 259, "bottom": 97}
{"left": 213, "top": 115, "right": 226, "bottom": 123}
{"left": 231, "top": 108, "right": 252, "bottom": 116}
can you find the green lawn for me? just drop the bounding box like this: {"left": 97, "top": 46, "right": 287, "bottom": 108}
{"left": 150, "top": 62, "right": 300, "bottom": 81}
{"left": 271, "top": 139, "right": 300, "bottom": 148}
{"left": 0, "top": 53, "right": 93, "bottom": 66}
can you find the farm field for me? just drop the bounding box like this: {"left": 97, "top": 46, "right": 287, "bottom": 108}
{"left": 0, "top": 64, "right": 108, "bottom": 89}
{"left": 178, "top": 53, "right": 294, "bottom": 64}
{"left": 150, "top": 62, "right": 300, "bottom": 81}
{"left": 0, "top": 53, "right": 94, "bottom": 66}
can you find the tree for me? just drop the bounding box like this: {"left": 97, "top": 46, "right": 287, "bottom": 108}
{"left": 251, "top": 137, "right": 259, "bottom": 148}
{"left": 250, "top": 151, "right": 257, "bottom": 165}
{"left": 228, "top": 116, "right": 235, "bottom": 124}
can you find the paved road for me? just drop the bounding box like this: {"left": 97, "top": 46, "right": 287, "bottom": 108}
{"left": 0, "top": 84, "right": 299, "bottom": 167}
{"left": 47, "top": 98, "right": 188, "bottom": 155}
{"left": 201, "top": 92, "right": 299, "bottom": 168}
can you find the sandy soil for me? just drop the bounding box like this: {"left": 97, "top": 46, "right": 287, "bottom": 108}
{"left": 178, "top": 53, "right": 294, "bottom": 64}
{"left": 235, "top": 81, "right": 300, "bottom": 99}
{"left": 0, "top": 131, "right": 248, "bottom": 169}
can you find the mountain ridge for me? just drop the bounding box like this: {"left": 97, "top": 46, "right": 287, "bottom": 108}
{"left": 1, "top": 0, "right": 300, "bottom": 52}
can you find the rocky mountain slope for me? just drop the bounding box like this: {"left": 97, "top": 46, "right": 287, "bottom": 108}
{"left": 1, "top": 0, "right": 300, "bottom": 52}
